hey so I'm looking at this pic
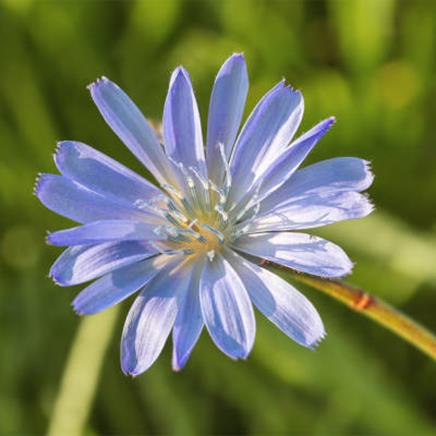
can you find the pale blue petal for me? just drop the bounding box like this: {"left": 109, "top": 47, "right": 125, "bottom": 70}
{"left": 55, "top": 141, "right": 161, "bottom": 206}
{"left": 163, "top": 67, "right": 207, "bottom": 177}
{"left": 250, "top": 117, "right": 335, "bottom": 205}
{"left": 88, "top": 77, "right": 174, "bottom": 185}
{"left": 48, "top": 220, "right": 161, "bottom": 246}
{"left": 234, "top": 232, "right": 353, "bottom": 278}
{"left": 35, "top": 174, "right": 158, "bottom": 224}
{"left": 72, "top": 256, "right": 162, "bottom": 315}
{"left": 199, "top": 255, "right": 255, "bottom": 359}
{"left": 227, "top": 250, "right": 325, "bottom": 348}
{"left": 172, "top": 260, "right": 204, "bottom": 371}
{"left": 247, "top": 191, "right": 373, "bottom": 232}
{"left": 228, "top": 81, "right": 304, "bottom": 204}
{"left": 121, "top": 255, "right": 195, "bottom": 376}
{"left": 206, "top": 53, "right": 248, "bottom": 183}
{"left": 50, "top": 241, "right": 157, "bottom": 286}
{"left": 261, "top": 157, "right": 374, "bottom": 212}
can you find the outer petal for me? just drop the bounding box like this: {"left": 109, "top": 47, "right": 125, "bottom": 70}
{"left": 72, "top": 256, "right": 162, "bottom": 315}
{"left": 234, "top": 232, "right": 353, "bottom": 278}
{"left": 163, "top": 67, "right": 207, "bottom": 177}
{"left": 261, "top": 157, "right": 374, "bottom": 212}
{"left": 244, "top": 191, "right": 373, "bottom": 233}
{"left": 199, "top": 254, "right": 255, "bottom": 359}
{"left": 55, "top": 141, "right": 161, "bottom": 206}
{"left": 48, "top": 220, "right": 162, "bottom": 246}
{"left": 227, "top": 250, "right": 325, "bottom": 348}
{"left": 88, "top": 77, "right": 174, "bottom": 185}
{"left": 206, "top": 53, "right": 248, "bottom": 183}
{"left": 228, "top": 81, "right": 303, "bottom": 204}
{"left": 121, "top": 255, "right": 195, "bottom": 376}
{"left": 172, "top": 259, "right": 204, "bottom": 371}
{"left": 248, "top": 117, "right": 335, "bottom": 205}
{"left": 50, "top": 241, "right": 157, "bottom": 286}
{"left": 35, "top": 174, "right": 159, "bottom": 224}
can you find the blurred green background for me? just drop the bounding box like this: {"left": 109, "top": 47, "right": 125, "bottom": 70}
{"left": 1, "top": 0, "right": 436, "bottom": 434}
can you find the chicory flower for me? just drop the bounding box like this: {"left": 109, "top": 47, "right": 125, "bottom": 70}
{"left": 35, "top": 54, "right": 373, "bottom": 375}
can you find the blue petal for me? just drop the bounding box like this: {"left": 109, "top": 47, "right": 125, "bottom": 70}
{"left": 163, "top": 67, "right": 207, "bottom": 177}
{"left": 251, "top": 117, "right": 335, "bottom": 203}
{"left": 228, "top": 81, "right": 304, "bottom": 204}
{"left": 199, "top": 255, "right": 255, "bottom": 359}
{"left": 261, "top": 157, "right": 374, "bottom": 212}
{"left": 234, "top": 232, "right": 353, "bottom": 278}
{"left": 48, "top": 220, "right": 161, "bottom": 246}
{"left": 121, "top": 255, "right": 195, "bottom": 376}
{"left": 50, "top": 241, "right": 157, "bottom": 286}
{"left": 246, "top": 191, "right": 373, "bottom": 232}
{"left": 72, "top": 256, "right": 162, "bottom": 315}
{"left": 172, "top": 260, "right": 204, "bottom": 371}
{"left": 55, "top": 141, "right": 161, "bottom": 206}
{"left": 88, "top": 77, "right": 174, "bottom": 185}
{"left": 35, "top": 174, "right": 158, "bottom": 224}
{"left": 206, "top": 53, "right": 248, "bottom": 183}
{"left": 227, "top": 250, "right": 325, "bottom": 348}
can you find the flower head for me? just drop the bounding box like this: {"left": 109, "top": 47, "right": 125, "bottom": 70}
{"left": 35, "top": 54, "right": 374, "bottom": 375}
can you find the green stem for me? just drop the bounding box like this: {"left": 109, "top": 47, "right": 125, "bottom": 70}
{"left": 262, "top": 260, "right": 436, "bottom": 360}
{"left": 47, "top": 307, "right": 119, "bottom": 436}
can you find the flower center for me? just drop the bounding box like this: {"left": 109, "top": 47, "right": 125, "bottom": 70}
{"left": 140, "top": 144, "right": 262, "bottom": 260}
{"left": 183, "top": 220, "right": 226, "bottom": 260}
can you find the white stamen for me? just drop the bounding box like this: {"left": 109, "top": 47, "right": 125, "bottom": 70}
{"left": 161, "top": 183, "right": 183, "bottom": 200}
{"left": 181, "top": 197, "right": 195, "bottom": 217}
{"left": 200, "top": 223, "right": 225, "bottom": 244}
{"left": 165, "top": 199, "right": 189, "bottom": 223}
{"left": 214, "top": 204, "right": 229, "bottom": 229}
{"left": 209, "top": 182, "right": 227, "bottom": 204}
{"left": 187, "top": 176, "right": 202, "bottom": 211}
{"left": 178, "top": 228, "right": 207, "bottom": 243}
{"left": 190, "top": 166, "right": 211, "bottom": 212}
{"left": 163, "top": 248, "right": 194, "bottom": 256}
{"left": 164, "top": 212, "right": 182, "bottom": 227}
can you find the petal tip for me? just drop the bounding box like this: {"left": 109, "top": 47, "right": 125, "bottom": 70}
{"left": 363, "top": 159, "right": 375, "bottom": 187}
{"left": 308, "top": 330, "right": 327, "bottom": 351}
{"left": 362, "top": 192, "right": 376, "bottom": 216}
{"left": 87, "top": 76, "right": 111, "bottom": 92}
{"left": 169, "top": 66, "right": 186, "bottom": 90}
{"left": 49, "top": 259, "right": 71, "bottom": 287}
{"left": 53, "top": 141, "right": 67, "bottom": 166}
{"left": 45, "top": 232, "right": 54, "bottom": 246}
{"left": 171, "top": 362, "right": 183, "bottom": 372}
{"left": 327, "top": 115, "right": 336, "bottom": 125}
{"left": 33, "top": 173, "right": 49, "bottom": 198}
{"left": 217, "top": 52, "right": 248, "bottom": 80}
{"left": 121, "top": 364, "right": 141, "bottom": 377}
{"left": 283, "top": 81, "right": 304, "bottom": 101}
{"left": 171, "top": 66, "right": 190, "bottom": 83}
{"left": 240, "top": 350, "right": 251, "bottom": 360}
{"left": 71, "top": 301, "right": 85, "bottom": 317}
{"left": 49, "top": 271, "right": 66, "bottom": 287}
{"left": 229, "top": 52, "right": 246, "bottom": 63}
{"left": 172, "top": 350, "right": 190, "bottom": 372}
{"left": 33, "top": 173, "right": 42, "bottom": 196}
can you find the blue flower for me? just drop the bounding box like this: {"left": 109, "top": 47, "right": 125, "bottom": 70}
{"left": 35, "top": 54, "right": 374, "bottom": 375}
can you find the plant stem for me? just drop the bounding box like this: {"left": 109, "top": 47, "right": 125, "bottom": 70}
{"left": 262, "top": 260, "right": 436, "bottom": 360}
{"left": 47, "top": 307, "right": 119, "bottom": 436}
